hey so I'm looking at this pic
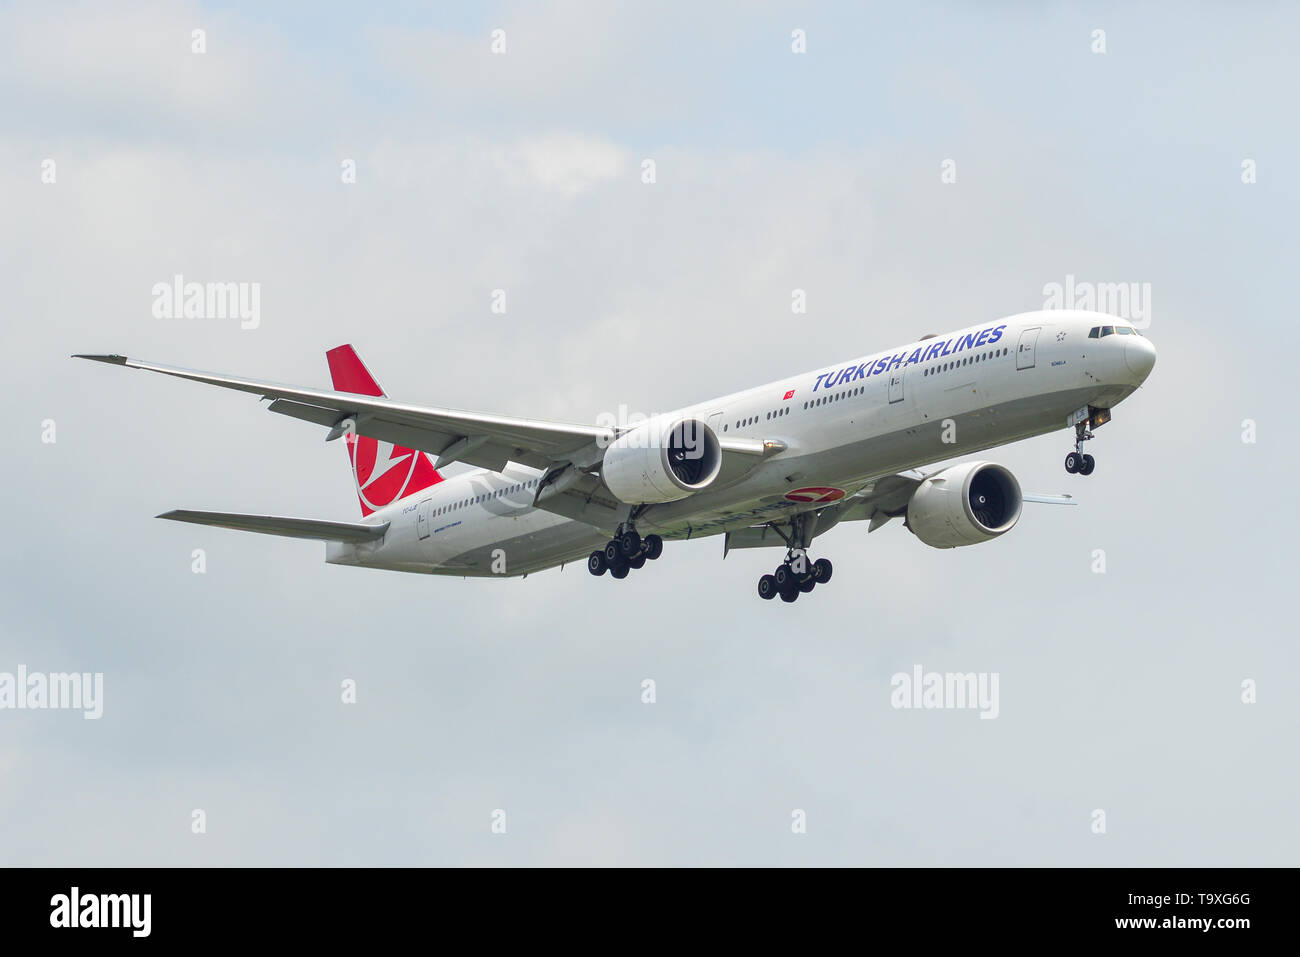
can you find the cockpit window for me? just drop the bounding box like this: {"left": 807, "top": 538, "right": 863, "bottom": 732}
{"left": 1101, "top": 325, "right": 1114, "bottom": 337}
{"left": 1088, "top": 327, "right": 1099, "bottom": 338}
{"left": 1116, "top": 326, "right": 1133, "bottom": 335}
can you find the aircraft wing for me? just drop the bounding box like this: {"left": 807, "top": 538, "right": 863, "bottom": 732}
{"left": 827, "top": 471, "right": 1075, "bottom": 531}
{"left": 76, "top": 353, "right": 613, "bottom": 473}
{"left": 725, "top": 470, "right": 1075, "bottom": 551}
{"left": 76, "top": 353, "right": 776, "bottom": 481}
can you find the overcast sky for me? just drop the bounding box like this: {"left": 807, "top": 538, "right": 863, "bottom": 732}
{"left": 2, "top": 0, "right": 1297, "bottom": 865}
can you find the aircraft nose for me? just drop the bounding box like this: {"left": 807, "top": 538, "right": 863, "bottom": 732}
{"left": 1125, "top": 335, "right": 1156, "bottom": 381}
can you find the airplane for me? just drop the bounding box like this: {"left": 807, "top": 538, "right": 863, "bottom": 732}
{"left": 75, "top": 308, "right": 1155, "bottom": 602}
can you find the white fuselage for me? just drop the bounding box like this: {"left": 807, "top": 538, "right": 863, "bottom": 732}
{"left": 326, "top": 310, "right": 1155, "bottom": 577}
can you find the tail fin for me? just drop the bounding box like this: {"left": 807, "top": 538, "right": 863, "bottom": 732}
{"left": 327, "top": 345, "right": 444, "bottom": 516}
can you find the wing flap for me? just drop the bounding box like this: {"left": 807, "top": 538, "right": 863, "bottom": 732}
{"left": 158, "top": 510, "right": 389, "bottom": 543}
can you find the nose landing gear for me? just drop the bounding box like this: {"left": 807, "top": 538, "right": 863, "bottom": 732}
{"left": 1064, "top": 450, "right": 1095, "bottom": 475}
{"left": 1064, "top": 409, "right": 1103, "bottom": 476}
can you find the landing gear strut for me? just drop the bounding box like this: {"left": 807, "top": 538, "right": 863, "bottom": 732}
{"left": 758, "top": 548, "right": 833, "bottom": 602}
{"left": 1064, "top": 416, "right": 1097, "bottom": 476}
{"left": 588, "top": 519, "right": 663, "bottom": 580}
{"left": 755, "top": 512, "right": 833, "bottom": 602}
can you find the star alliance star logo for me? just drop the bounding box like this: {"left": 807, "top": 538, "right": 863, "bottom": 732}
{"left": 1056, "top": 331, "right": 1067, "bottom": 342}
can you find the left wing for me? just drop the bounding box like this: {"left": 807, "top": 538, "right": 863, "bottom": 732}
{"left": 76, "top": 354, "right": 609, "bottom": 472}
{"left": 76, "top": 353, "right": 775, "bottom": 478}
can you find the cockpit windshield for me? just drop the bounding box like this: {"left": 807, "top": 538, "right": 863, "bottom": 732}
{"left": 1088, "top": 324, "right": 1140, "bottom": 338}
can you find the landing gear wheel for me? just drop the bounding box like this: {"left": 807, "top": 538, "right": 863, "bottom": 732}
{"left": 1079, "top": 454, "right": 1096, "bottom": 476}
{"left": 603, "top": 541, "right": 621, "bottom": 564}
{"left": 773, "top": 564, "right": 793, "bottom": 589}
{"left": 757, "top": 574, "right": 778, "bottom": 600}
{"left": 1065, "top": 452, "right": 1081, "bottom": 474}
{"left": 609, "top": 560, "right": 630, "bottom": 580}
{"left": 618, "top": 530, "right": 642, "bottom": 558}
{"left": 643, "top": 534, "right": 663, "bottom": 561}
{"left": 779, "top": 584, "right": 799, "bottom": 603}
{"left": 799, "top": 577, "right": 816, "bottom": 593}
{"left": 628, "top": 553, "right": 646, "bottom": 570}
{"left": 587, "top": 551, "right": 607, "bottom": 576}
{"left": 813, "top": 558, "right": 833, "bottom": 584}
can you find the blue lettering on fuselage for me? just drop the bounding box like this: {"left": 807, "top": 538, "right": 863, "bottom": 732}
{"left": 811, "top": 323, "right": 1010, "bottom": 391}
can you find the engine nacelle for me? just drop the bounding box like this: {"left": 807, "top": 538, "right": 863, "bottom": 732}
{"left": 601, "top": 417, "right": 723, "bottom": 504}
{"left": 906, "top": 461, "right": 1023, "bottom": 549}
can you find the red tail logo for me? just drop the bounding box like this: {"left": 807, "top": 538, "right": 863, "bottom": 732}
{"left": 327, "top": 345, "right": 444, "bottom": 516}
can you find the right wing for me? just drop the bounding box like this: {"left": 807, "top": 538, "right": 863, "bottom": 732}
{"left": 724, "top": 470, "right": 1075, "bottom": 552}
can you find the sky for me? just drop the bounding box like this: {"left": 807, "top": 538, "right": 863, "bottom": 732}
{"left": 2, "top": 0, "right": 1297, "bottom": 866}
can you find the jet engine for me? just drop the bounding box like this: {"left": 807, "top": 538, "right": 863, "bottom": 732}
{"left": 601, "top": 417, "right": 723, "bottom": 504}
{"left": 906, "top": 461, "right": 1023, "bottom": 548}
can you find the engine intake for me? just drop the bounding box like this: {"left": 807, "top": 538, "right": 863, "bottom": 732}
{"left": 906, "top": 461, "right": 1023, "bottom": 549}
{"left": 601, "top": 417, "right": 723, "bottom": 504}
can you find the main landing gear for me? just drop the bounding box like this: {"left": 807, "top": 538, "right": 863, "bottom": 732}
{"left": 757, "top": 549, "right": 833, "bottom": 603}
{"left": 587, "top": 525, "right": 664, "bottom": 580}
{"left": 1064, "top": 418, "right": 1097, "bottom": 476}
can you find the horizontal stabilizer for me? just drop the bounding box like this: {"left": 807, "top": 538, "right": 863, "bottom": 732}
{"left": 158, "top": 510, "right": 388, "bottom": 542}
